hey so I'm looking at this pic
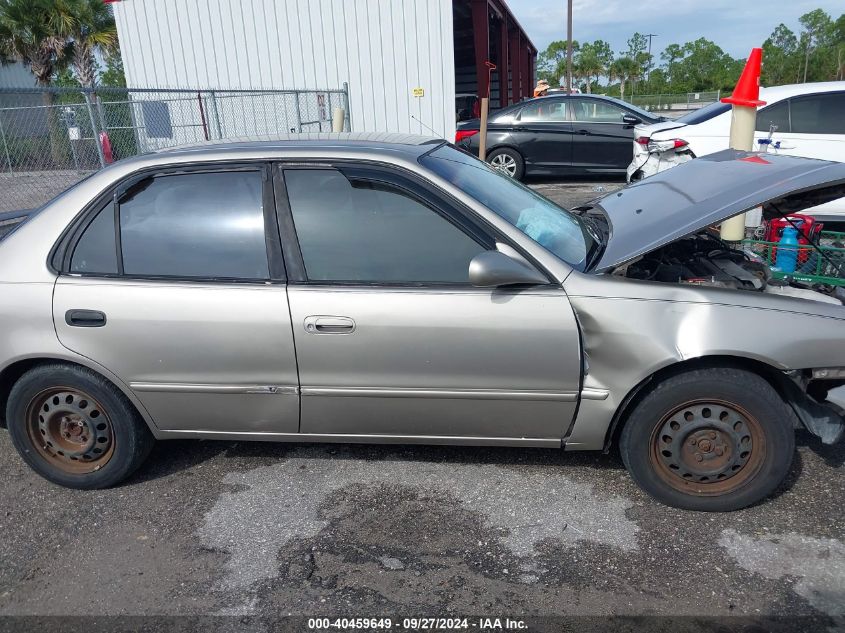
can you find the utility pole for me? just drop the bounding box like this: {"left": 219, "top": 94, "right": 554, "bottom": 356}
{"left": 566, "top": 0, "right": 573, "bottom": 94}
{"left": 645, "top": 34, "right": 658, "bottom": 81}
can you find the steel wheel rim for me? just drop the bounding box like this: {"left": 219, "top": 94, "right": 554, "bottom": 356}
{"left": 490, "top": 153, "right": 517, "bottom": 177}
{"left": 649, "top": 399, "right": 766, "bottom": 496}
{"left": 25, "top": 387, "right": 115, "bottom": 475}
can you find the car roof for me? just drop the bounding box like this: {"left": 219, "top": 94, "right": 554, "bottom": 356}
{"left": 759, "top": 81, "right": 844, "bottom": 102}
{"left": 153, "top": 133, "right": 444, "bottom": 160}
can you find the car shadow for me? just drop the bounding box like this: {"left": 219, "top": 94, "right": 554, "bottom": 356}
{"left": 126, "top": 438, "right": 628, "bottom": 486}
{"left": 796, "top": 429, "right": 845, "bottom": 468}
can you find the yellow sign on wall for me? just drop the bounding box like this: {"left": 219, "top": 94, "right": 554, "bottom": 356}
{"left": 412, "top": 88, "right": 425, "bottom": 97}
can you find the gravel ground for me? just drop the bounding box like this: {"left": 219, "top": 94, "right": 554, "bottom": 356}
{"left": 0, "top": 179, "right": 842, "bottom": 632}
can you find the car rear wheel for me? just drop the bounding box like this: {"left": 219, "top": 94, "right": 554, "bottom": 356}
{"left": 620, "top": 367, "right": 795, "bottom": 511}
{"left": 487, "top": 148, "right": 525, "bottom": 180}
{"left": 7, "top": 364, "right": 154, "bottom": 489}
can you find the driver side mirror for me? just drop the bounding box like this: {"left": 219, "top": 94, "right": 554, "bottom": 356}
{"left": 622, "top": 114, "right": 641, "bottom": 125}
{"left": 469, "top": 251, "right": 548, "bottom": 287}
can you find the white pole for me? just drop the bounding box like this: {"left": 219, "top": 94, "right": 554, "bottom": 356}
{"left": 332, "top": 107, "right": 345, "bottom": 133}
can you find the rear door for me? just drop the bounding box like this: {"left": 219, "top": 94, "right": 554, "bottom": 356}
{"left": 52, "top": 164, "right": 299, "bottom": 434}
{"left": 276, "top": 163, "right": 581, "bottom": 440}
{"left": 509, "top": 99, "right": 574, "bottom": 172}
{"left": 570, "top": 98, "right": 637, "bottom": 170}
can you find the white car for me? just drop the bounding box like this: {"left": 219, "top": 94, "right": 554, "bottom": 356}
{"left": 627, "top": 82, "right": 845, "bottom": 226}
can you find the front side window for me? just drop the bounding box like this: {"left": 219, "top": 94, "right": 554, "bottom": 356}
{"left": 118, "top": 171, "right": 269, "bottom": 280}
{"left": 572, "top": 99, "right": 626, "bottom": 123}
{"left": 519, "top": 100, "right": 568, "bottom": 122}
{"left": 284, "top": 169, "right": 485, "bottom": 283}
{"left": 756, "top": 100, "right": 790, "bottom": 133}
{"left": 789, "top": 92, "right": 845, "bottom": 134}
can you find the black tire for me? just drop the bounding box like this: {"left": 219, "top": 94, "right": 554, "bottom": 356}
{"left": 6, "top": 364, "right": 155, "bottom": 489}
{"left": 487, "top": 147, "right": 525, "bottom": 180}
{"left": 619, "top": 367, "right": 795, "bottom": 511}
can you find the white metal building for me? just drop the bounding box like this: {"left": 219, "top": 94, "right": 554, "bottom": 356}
{"left": 111, "top": 0, "right": 535, "bottom": 143}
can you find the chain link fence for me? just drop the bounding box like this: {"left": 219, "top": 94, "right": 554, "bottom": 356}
{"left": 626, "top": 90, "right": 721, "bottom": 113}
{"left": 0, "top": 85, "right": 351, "bottom": 212}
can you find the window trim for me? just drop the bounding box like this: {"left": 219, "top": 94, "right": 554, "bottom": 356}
{"left": 275, "top": 161, "right": 505, "bottom": 288}
{"left": 54, "top": 161, "right": 285, "bottom": 285}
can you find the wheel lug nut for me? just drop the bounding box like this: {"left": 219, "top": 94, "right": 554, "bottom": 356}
{"left": 709, "top": 432, "right": 717, "bottom": 440}
{"left": 715, "top": 447, "right": 724, "bottom": 456}
{"left": 689, "top": 439, "right": 697, "bottom": 446}
{"left": 695, "top": 453, "right": 703, "bottom": 462}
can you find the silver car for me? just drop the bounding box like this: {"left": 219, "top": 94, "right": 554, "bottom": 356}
{"left": 1, "top": 134, "right": 843, "bottom": 511}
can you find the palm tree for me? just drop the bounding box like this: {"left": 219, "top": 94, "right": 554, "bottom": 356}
{"left": 609, "top": 57, "right": 641, "bottom": 102}
{"left": 0, "top": 0, "right": 76, "bottom": 86}
{"left": 0, "top": 0, "right": 77, "bottom": 163}
{"left": 575, "top": 52, "right": 605, "bottom": 94}
{"left": 68, "top": 0, "right": 117, "bottom": 89}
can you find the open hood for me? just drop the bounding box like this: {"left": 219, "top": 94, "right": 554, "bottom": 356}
{"left": 593, "top": 149, "right": 845, "bottom": 271}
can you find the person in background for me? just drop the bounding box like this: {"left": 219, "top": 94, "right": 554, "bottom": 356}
{"left": 533, "top": 79, "right": 550, "bottom": 98}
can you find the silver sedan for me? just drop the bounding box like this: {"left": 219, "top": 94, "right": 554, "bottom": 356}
{"left": 1, "top": 134, "right": 843, "bottom": 511}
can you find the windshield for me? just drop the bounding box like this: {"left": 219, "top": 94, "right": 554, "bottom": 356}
{"left": 675, "top": 101, "right": 731, "bottom": 125}
{"left": 420, "top": 145, "right": 597, "bottom": 270}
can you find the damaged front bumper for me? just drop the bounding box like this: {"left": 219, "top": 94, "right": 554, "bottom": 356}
{"left": 787, "top": 380, "right": 845, "bottom": 445}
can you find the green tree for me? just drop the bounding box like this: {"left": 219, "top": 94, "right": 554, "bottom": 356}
{"left": 762, "top": 24, "right": 799, "bottom": 86}
{"left": 68, "top": 0, "right": 117, "bottom": 89}
{"left": 609, "top": 56, "right": 640, "bottom": 101}
{"left": 536, "top": 40, "right": 577, "bottom": 86}
{"left": 798, "top": 8, "right": 834, "bottom": 81}
{"left": 574, "top": 40, "right": 612, "bottom": 93}
{"left": 0, "top": 0, "right": 77, "bottom": 163}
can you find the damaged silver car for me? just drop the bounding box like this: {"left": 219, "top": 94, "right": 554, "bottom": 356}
{"left": 0, "top": 135, "right": 843, "bottom": 511}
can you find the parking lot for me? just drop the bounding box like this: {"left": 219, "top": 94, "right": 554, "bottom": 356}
{"left": 0, "top": 180, "right": 842, "bottom": 632}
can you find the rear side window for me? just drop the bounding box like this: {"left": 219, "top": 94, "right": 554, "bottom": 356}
{"left": 789, "top": 92, "right": 845, "bottom": 134}
{"left": 70, "top": 203, "right": 118, "bottom": 274}
{"left": 519, "top": 100, "right": 567, "bottom": 122}
{"left": 284, "top": 169, "right": 485, "bottom": 283}
{"left": 756, "top": 100, "right": 790, "bottom": 133}
{"left": 68, "top": 170, "right": 270, "bottom": 280}
{"left": 119, "top": 171, "right": 269, "bottom": 279}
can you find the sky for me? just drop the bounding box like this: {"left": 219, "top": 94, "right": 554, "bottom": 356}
{"left": 508, "top": 0, "right": 843, "bottom": 59}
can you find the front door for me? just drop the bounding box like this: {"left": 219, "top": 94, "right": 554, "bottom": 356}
{"left": 276, "top": 164, "right": 581, "bottom": 440}
{"left": 53, "top": 166, "right": 299, "bottom": 434}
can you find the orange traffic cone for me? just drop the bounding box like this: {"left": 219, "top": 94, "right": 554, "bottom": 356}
{"left": 721, "top": 47, "right": 766, "bottom": 107}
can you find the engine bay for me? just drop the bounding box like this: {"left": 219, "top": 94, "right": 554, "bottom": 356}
{"left": 616, "top": 230, "right": 845, "bottom": 306}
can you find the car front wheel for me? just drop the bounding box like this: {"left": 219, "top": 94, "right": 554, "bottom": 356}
{"left": 487, "top": 148, "right": 525, "bottom": 180}
{"left": 7, "top": 364, "right": 155, "bottom": 489}
{"left": 620, "top": 367, "right": 795, "bottom": 511}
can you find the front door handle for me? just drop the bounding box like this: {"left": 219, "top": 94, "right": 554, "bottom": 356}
{"left": 304, "top": 316, "right": 356, "bottom": 335}
{"left": 65, "top": 309, "right": 107, "bottom": 328}
{"left": 576, "top": 129, "right": 590, "bottom": 135}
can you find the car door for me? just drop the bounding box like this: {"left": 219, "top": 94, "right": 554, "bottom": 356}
{"left": 569, "top": 98, "right": 637, "bottom": 170}
{"left": 509, "top": 99, "right": 574, "bottom": 173}
{"left": 276, "top": 163, "right": 581, "bottom": 440}
{"left": 758, "top": 91, "right": 845, "bottom": 162}
{"left": 52, "top": 164, "right": 300, "bottom": 434}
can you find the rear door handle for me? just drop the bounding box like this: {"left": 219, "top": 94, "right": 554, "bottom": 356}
{"left": 576, "top": 129, "right": 590, "bottom": 135}
{"left": 65, "top": 310, "right": 106, "bottom": 328}
{"left": 304, "top": 316, "right": 355, "bottom": 335}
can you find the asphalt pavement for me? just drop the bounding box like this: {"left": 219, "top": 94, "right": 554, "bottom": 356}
{"left": 0, "top": 180, "right": 842, "bottom": 632}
